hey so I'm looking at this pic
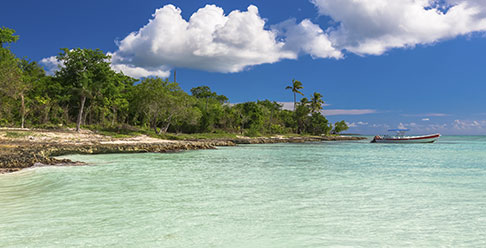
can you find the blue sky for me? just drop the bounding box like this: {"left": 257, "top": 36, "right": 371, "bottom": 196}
{"left": 2, "top": 0, "right": 486, "bottom": 135}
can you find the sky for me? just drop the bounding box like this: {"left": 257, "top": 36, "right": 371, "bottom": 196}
{"left": 1, "top": 0, "right": 486, "bottom": 135}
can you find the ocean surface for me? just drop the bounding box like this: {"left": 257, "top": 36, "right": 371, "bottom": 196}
{"left": 1, "top": 136, "right": 485, "bottom": 247}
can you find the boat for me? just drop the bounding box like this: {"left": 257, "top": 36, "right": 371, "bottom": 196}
{"left": 371, "top": 129, "right": 440, "bottom": 143}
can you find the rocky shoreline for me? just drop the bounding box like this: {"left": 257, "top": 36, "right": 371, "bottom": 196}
{"left": 0, "top": 134, "right": 366, "bottom": 174}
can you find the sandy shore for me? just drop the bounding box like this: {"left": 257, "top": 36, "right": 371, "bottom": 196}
{"left": 0, "top": 129, "right": 366, "bottom": 173}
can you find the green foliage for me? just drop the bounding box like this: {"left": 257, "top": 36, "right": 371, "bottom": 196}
{"left": 0, "top": 48, "right": 21, "bottom": 100}
{"left": 285, "top": 79, "right": 304, "bottom": 111}
{"left": 333, "top": 120, "right": 349, "bottom": 134}
{"left": 158, "top": 131, "right": 238, "bottom": 140}
{"left": 189, "top": 86, "right": 228, "bottom": 133}
{"left": 308, "top": 113, "right": 331, "bottom": 135}
{"left": 0, "top": 28, "right": 26, "bottom": 127}
{"left": 0, "top": 27, "right": 347, "bottom": 138}
{"left": 0, "top": 27, "right": 19, "bottom": 48}
{"left": 131, "top": 77, "right": 200, "bottom": 134}
{"left": 310, "top": 92, "right": 325, "bottom": 113}
{"left": 4, "top": 131, "right": 32, "bottom": 138}
{"left": 56, "top": 48, "right": 135, "bottom": 131}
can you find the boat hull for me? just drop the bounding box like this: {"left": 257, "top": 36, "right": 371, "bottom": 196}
{"left": 372, "top": 134, "right": 440, "bottom": 143}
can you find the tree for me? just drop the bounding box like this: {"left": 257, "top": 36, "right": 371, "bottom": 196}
{"left": 0, "top": 27, "right": 25, "bottom": 127}
{"left": 307, "top": 113, "right": 331, "bottom": 135}
{"left": 257, "top": 100, "right": 284, "bottom": 133}
{"left": 0, "top": 26, "right": 19, "bottom": 48}
{"left": 190, "top": 86, "right": 228, "bottom": 132}
{"left": 333, "top": 120, "right": 349, "bottom": 134}
{"left": 294, "top": 97, "right": 310, "bottom": 134}
{"left": 55, "top": 48, "right": 113, "bottom": 131}
{"left": 234, "top": 102, "right": 265, "bottom": 136}
{"left": 132, "top": 77, "right": 198, "bottom": 134}
{"left": 285, "top": 79, "right": 304, "bottom": 111}
{"left": 17, "top": 59, "right": 46, "bottom": 128}
{"left": 95, "top": 71, "right": 135, "bottom": 126}
{"left": 0, "top": 49, "right": 21, "bottom": 125}
{"left": 310, "top": 92, "right": 325, "bottom": 114}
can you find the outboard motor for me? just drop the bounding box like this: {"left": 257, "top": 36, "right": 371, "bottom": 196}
{"left": 371, "top": 135, "right": 381, "bottom": 143}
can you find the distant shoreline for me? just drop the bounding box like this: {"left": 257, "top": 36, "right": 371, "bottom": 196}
{"left": 0, "top": 129, "right": 366, "bottom": 174}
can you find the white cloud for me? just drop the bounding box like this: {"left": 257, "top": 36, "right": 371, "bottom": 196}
{"left": 425, "top": 113, "right": 450, "bottom": 117}
{"left": 422, "top": 118, "right": 430, "bottom": 121}
{"left": 277, "top": 101, "right": 330, "bottom": 111}
{"left": 40, "top": 1, "right": 486, "bottom": 77}
{"left": 273, "top": 103, "right": 376, "bottom": 117}
{"left": 398, "top": 123, "right": 408, "bottom": 129}
{"left": 347, "top": 121, "right": 369, "bottom": 127}
{"left": 39, "top": 56, "right": 63, "bottom": 75}
{"left": 110, "top": 4, "right": 299, "bottom": 77}
{"left": 311, "top": 0, "right": 486, "bottom": 55}
{"left": 452, "top": 119, "right": 486, "bottom": 129}
{"left": 402, "top": 112, "right": 450, "bottom": 117}
{"left": 322, "top": 109, "right": 377, "bottom": 116}
{"left": 274, "top": 19, "right": 342, "bottom": 59}
{"left": 385, "top": 119, "right": 486, "bottom": 134}
{"left": 110, "top": 63, "right": 170, "bottom": 78}
{"left": 39, "top": 53, "right": 169, "bottom": 79}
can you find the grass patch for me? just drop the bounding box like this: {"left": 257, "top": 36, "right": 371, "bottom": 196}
{"left": 82, "top": 124, "right": 330, "bottom": 140}
{"left": 4, "top": 131, "right": 33, "bottom": 138}
{"left": 157, "top": 132, "right": 238, "bottom": 140}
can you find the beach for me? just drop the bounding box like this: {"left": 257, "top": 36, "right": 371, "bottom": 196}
{"left": 0, "top": 129, "right": 365, "bottom": 173}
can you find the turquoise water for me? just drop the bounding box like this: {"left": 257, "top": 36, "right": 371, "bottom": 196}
{"left": 1, "top": 136, "right": 486, "bottom": 247}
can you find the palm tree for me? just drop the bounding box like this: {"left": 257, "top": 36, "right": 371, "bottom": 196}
{"left": 285, "top": 79, "right": 304, "bottom": 111}
{"left": 310, "top": 92, "right": 325, "bottom": 114}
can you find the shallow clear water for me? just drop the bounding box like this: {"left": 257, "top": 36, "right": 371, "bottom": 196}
{"left": 1, "top": 136, "right": 486, "bottom": 247}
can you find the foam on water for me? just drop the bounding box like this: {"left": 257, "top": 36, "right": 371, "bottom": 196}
{"left": 1, "top": 136, "right": 485, "bottom": 247}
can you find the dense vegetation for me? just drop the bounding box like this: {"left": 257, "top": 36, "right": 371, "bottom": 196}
{"left": 0, "top": 27, "right": 348, "bottom": 137}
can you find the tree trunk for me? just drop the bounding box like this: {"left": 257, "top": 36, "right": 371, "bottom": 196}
{"left": 84, "top": 104, "right": 90, "bottom": 126}
{"left": 293, "top": 92, "right": 296, "bottom": 111}
{"left": 20, "top": 93, "right": 25, "bottom": 128}
{"left": 159, "top": 122, "right": 171, "bottom": 134}
{"left": 158, "top": 115, "right": 173, "bottom": 134}
{"left": 152, "top": 117, "right": 159, "bottom": 134}
{"left": 112, "top": 107, "right": 116, "bottom": 126}
{"left": 43, "top": 105, "right": 51, "bottom": 124}
{"left": 76, "top": 95, "right": 86, "bottom": 132}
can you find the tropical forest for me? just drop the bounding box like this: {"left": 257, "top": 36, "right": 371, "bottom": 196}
{"left": 0, "top": 26, "right": 348, "bottom": 138}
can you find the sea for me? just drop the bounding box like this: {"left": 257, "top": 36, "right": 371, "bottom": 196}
{"left": 1, "top": 136, "right": 485, "bottom": 247}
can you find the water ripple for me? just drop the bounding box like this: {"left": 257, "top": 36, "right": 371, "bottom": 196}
{"left": 1, "top": 136, "right": 486, "bottom": 247}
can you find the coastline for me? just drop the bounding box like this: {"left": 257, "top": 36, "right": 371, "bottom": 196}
{"left": 0, "top": 129, "right": 366, "bottom": 174}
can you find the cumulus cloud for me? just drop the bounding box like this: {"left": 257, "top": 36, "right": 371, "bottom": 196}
{"left": 40, "top": 56, "right": 63, "bottom": 75}
{"left": 39, "top": 53, "right": 169, "bottom": 78}
{"left": 109, "top": 62, "right": 170, "bottom": 78}
{"left": 311, "top": 0, "right": 486, "bottom": 55}
{"left": 40, "top": 1, "right": 486, "bottom": 77}
{"left": 274, "top": 19, "right": 342, "bottom": 59}
{"left": 110, "top": 4, "right": 300, "bottom": 77}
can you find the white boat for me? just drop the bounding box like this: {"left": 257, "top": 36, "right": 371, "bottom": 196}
{"left": 371, "top": 129, "right": 440, "bottom": 143}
